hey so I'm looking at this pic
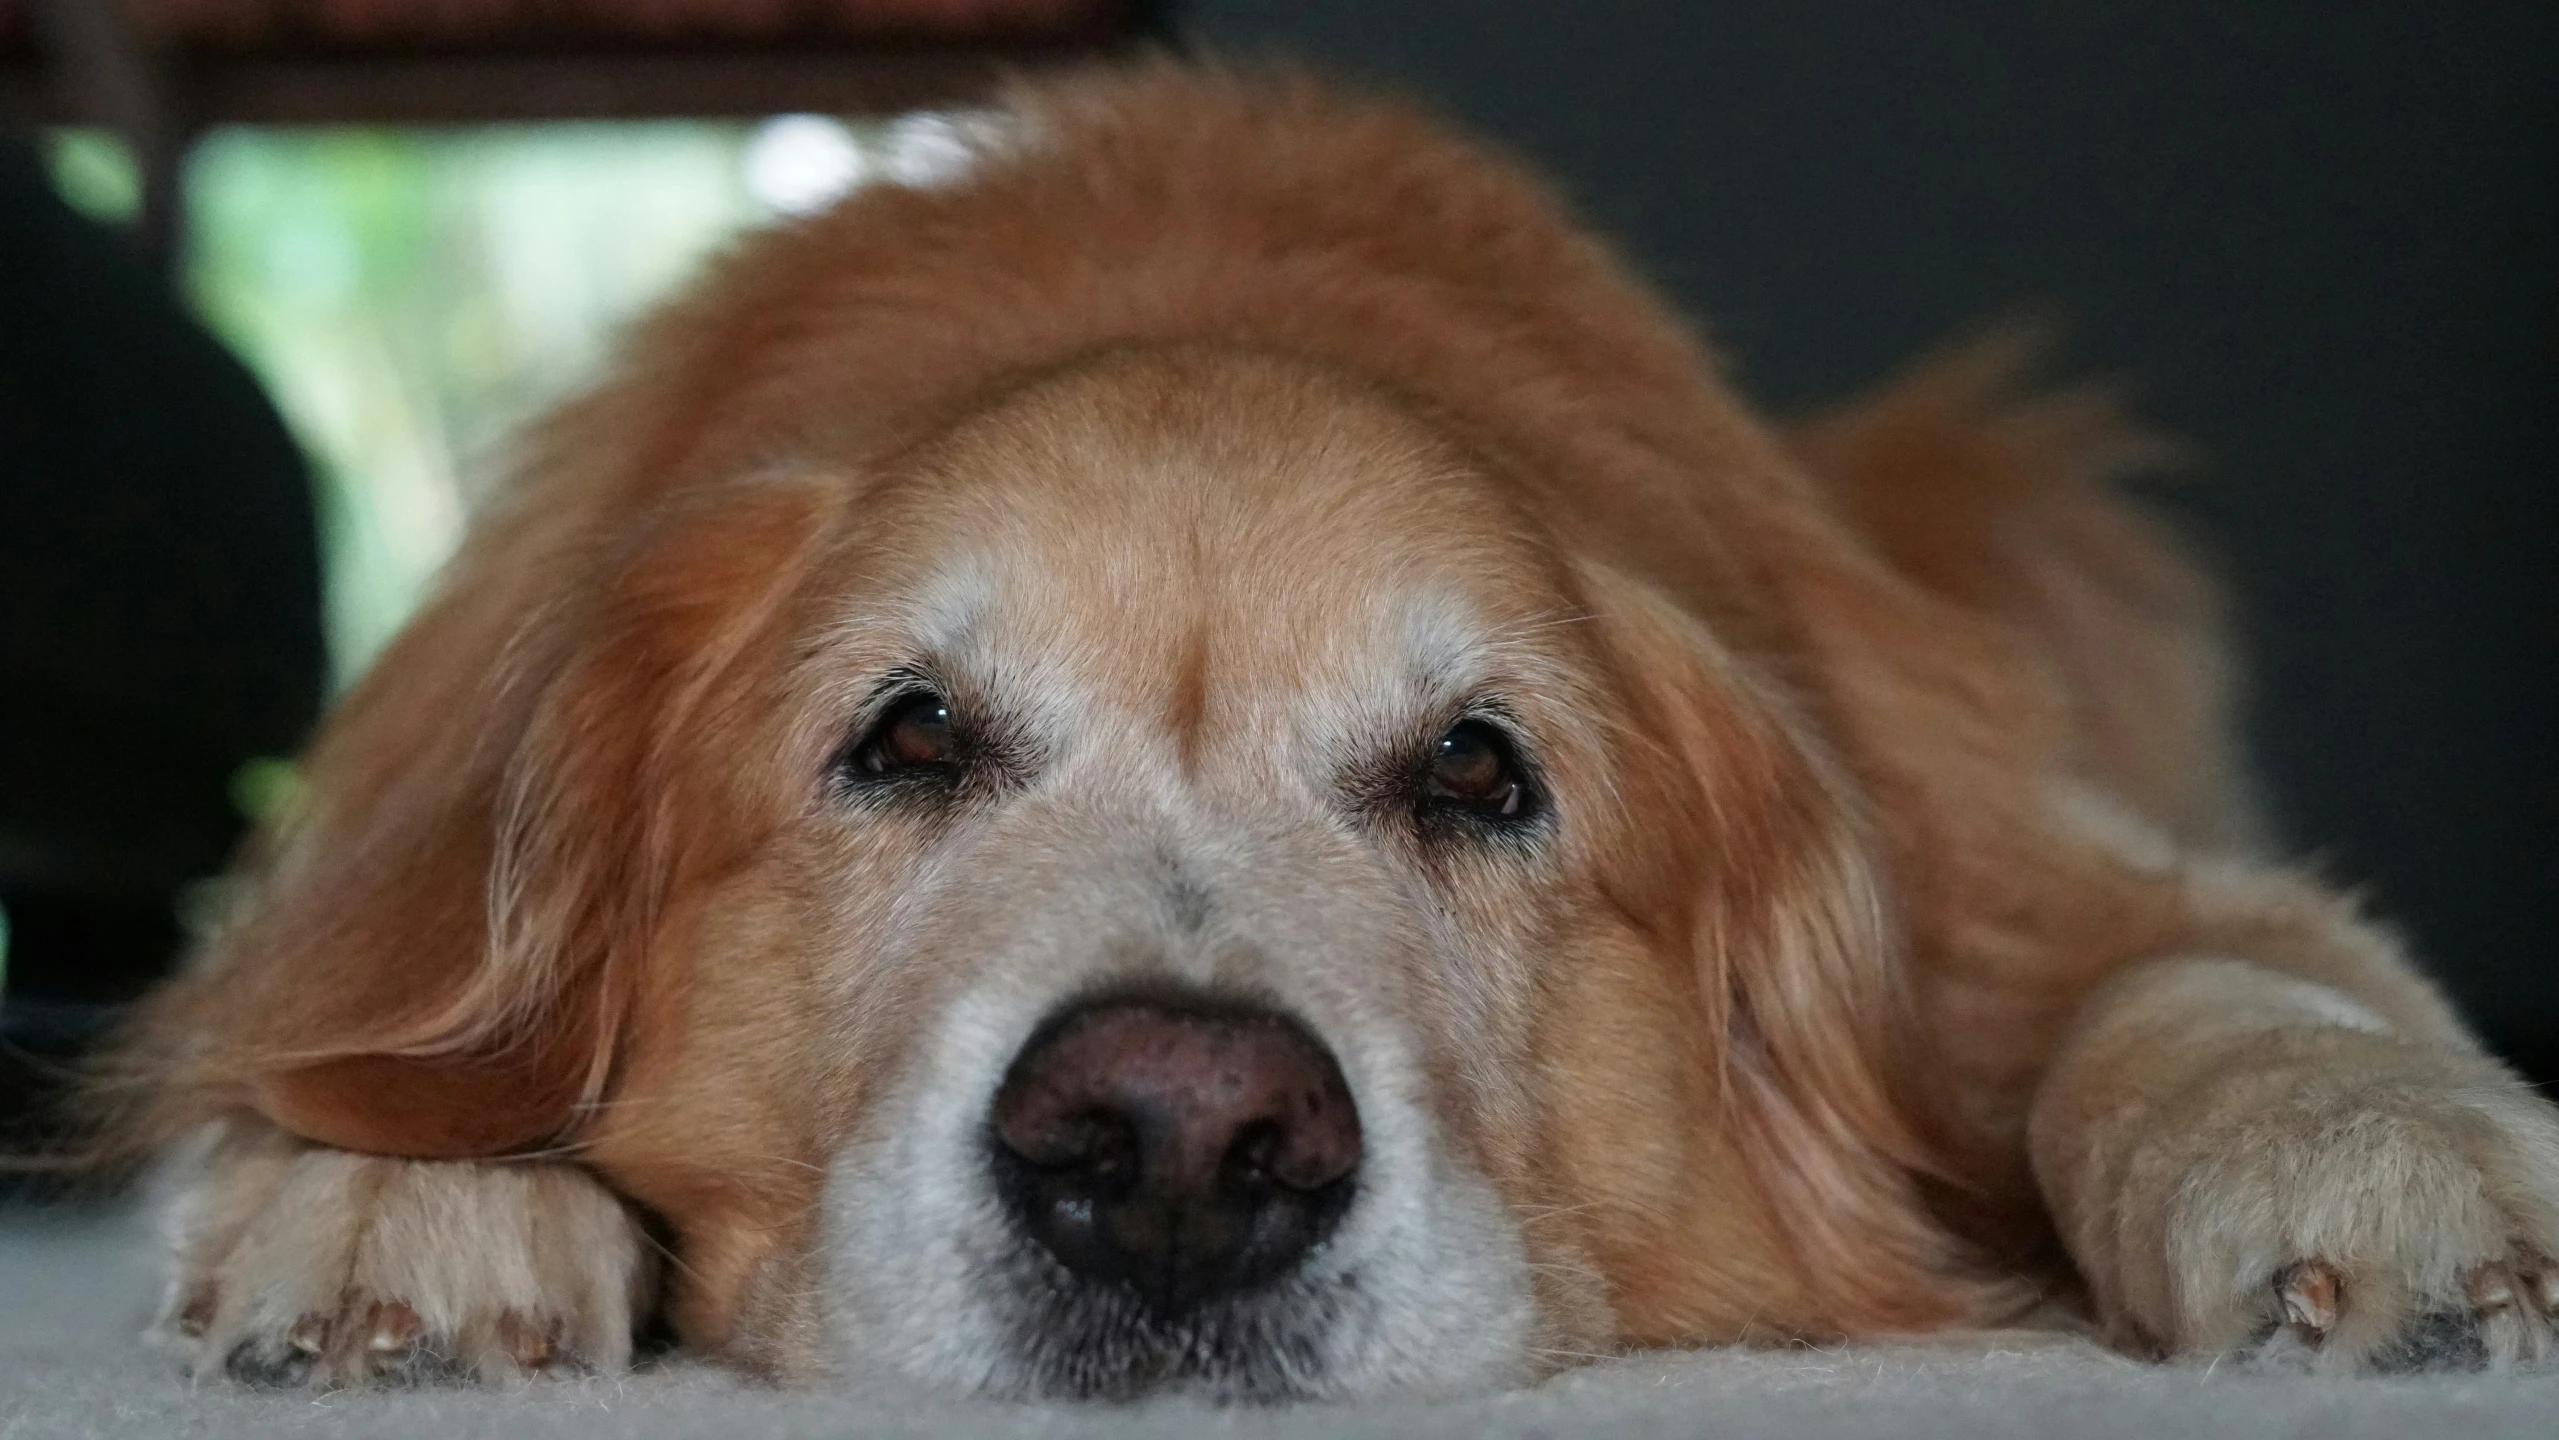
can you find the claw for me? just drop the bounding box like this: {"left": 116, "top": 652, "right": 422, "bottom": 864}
{"left": 2464, "top": 1262, "right": 2518, "bottom": 1314}
{"left": 286, "top": 1312, "right": 331, "bottom": 1356}
{"left": 2277, "top": 1259, "right": 2342, "bottom": 1337}
{"left": 497, "top": 1310, "right": 562, "bottom": 1372}
{"left": 2517, "top": 1257, "right": 2559, "bottom": 1316}
{"left": 367, "top": 1300, "right": 423, "bottom": 1353}
{"left": 172, "top": 1284, "right": 219, "bottom": 1339}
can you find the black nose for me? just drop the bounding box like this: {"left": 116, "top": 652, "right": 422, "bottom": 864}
{"left": 988, "top": 992, "right": 1362, "bottom": 1317}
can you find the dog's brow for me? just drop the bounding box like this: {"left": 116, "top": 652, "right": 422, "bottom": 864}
{"left": 1398, "top": 587, "right": 1498, "bottom": 694}
{"left": 1396, "top": 590, "right": 1590, "bottom": 698}
{"left": 897, "top": 553, "right": 998, "bottom": 654}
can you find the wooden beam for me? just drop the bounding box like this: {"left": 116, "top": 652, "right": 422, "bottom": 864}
{"left": 1, "top": 37, "right": 1129, "bottom": 128}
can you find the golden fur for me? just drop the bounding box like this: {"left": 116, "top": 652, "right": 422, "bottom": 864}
{"left": 114, "top": 64, "right": 2559, "bottom": 1393}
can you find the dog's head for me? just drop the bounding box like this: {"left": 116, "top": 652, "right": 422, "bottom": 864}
{"left": 143, "top": 70, "right": 2014, "bottom": 1399}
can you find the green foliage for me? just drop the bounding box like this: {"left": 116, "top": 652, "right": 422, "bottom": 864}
{"left": 43, "top": 127, "right": 140, "bottom": 226}
{"left": 227, "top": 756, "right": 305, "bottom": 825}
{"left": 34, "top": 117, "right": 895, "bottom": 686}
{"left": 180, "top": 122, "right": 771, "bottom": 683}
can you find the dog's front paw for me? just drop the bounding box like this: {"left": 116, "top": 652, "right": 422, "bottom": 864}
{"left": 2154, "top": 1030, "right": 2559, "bottom": 1373}
{"left": 155, "top": 1123, "right": 655, "bottom": 1388}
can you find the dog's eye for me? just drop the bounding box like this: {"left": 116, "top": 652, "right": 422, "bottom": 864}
{"left": 1424, "top": 719, "right": 1530, "bottom": 821}
{"left": 849, "top": 691, "right": 957, "bottom": 777}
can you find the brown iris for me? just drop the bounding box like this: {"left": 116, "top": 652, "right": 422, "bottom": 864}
{"left": 852, "top": 690, "right": 956, "bottom": 776}
{"left": 1424, "top": 718, "right": 1528, "bottom": 819}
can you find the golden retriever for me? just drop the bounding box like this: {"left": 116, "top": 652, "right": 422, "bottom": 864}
{"left": 109, "top": 63, "right": 2559, "bottom": 1398}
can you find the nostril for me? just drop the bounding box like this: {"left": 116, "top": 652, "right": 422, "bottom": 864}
{"left": 987, "top": 990, "right": 1363, "bottom": 1317}
{"left": 1083, "top": 1121, "right": 1136, "bottom": 1191}
{"left": 1025, "top": 1107, "right": 1140, "bottom": 1196}
{"left": 1222, "top": 1119, "right": 1283, "bottom": 1189}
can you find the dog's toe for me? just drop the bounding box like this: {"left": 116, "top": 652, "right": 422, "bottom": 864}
{"left": 2249, "top": 1253, "right": 2557, "bottom": 1373}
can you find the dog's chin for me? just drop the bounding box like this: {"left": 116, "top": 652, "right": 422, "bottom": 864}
{"left": 986, "top": 1247, "right": 1353, "bottom": 1402}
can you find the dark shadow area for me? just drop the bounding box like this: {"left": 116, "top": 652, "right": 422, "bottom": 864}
{"left": 0, "top": 134, "right": 325, "bottom": 1172}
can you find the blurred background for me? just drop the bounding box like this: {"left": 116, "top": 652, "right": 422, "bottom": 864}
{"left": 1, "top": 1, "right": 2551, "bottom": 1155}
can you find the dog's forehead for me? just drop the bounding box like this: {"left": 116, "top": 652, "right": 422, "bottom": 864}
{"left": 853, "top": 353, "right": 1577, "bottom": 705}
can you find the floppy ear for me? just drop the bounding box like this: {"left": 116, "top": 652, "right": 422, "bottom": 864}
{"left": 122, "top": 474, "right": 836, "bottom": 1160}
{"left": 1621, "top": 339, "right": 2234, "bottom": 1328}
{"left": 1584, "top": 562, "right": 2012, "bottom": 1330}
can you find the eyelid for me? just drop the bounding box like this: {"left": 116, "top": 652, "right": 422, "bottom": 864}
{"left": 858, "top": 664, "right": 950, "bottom": 722}
{"left": 1447, "top": 700, "right": 1529, "bottom": 748}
